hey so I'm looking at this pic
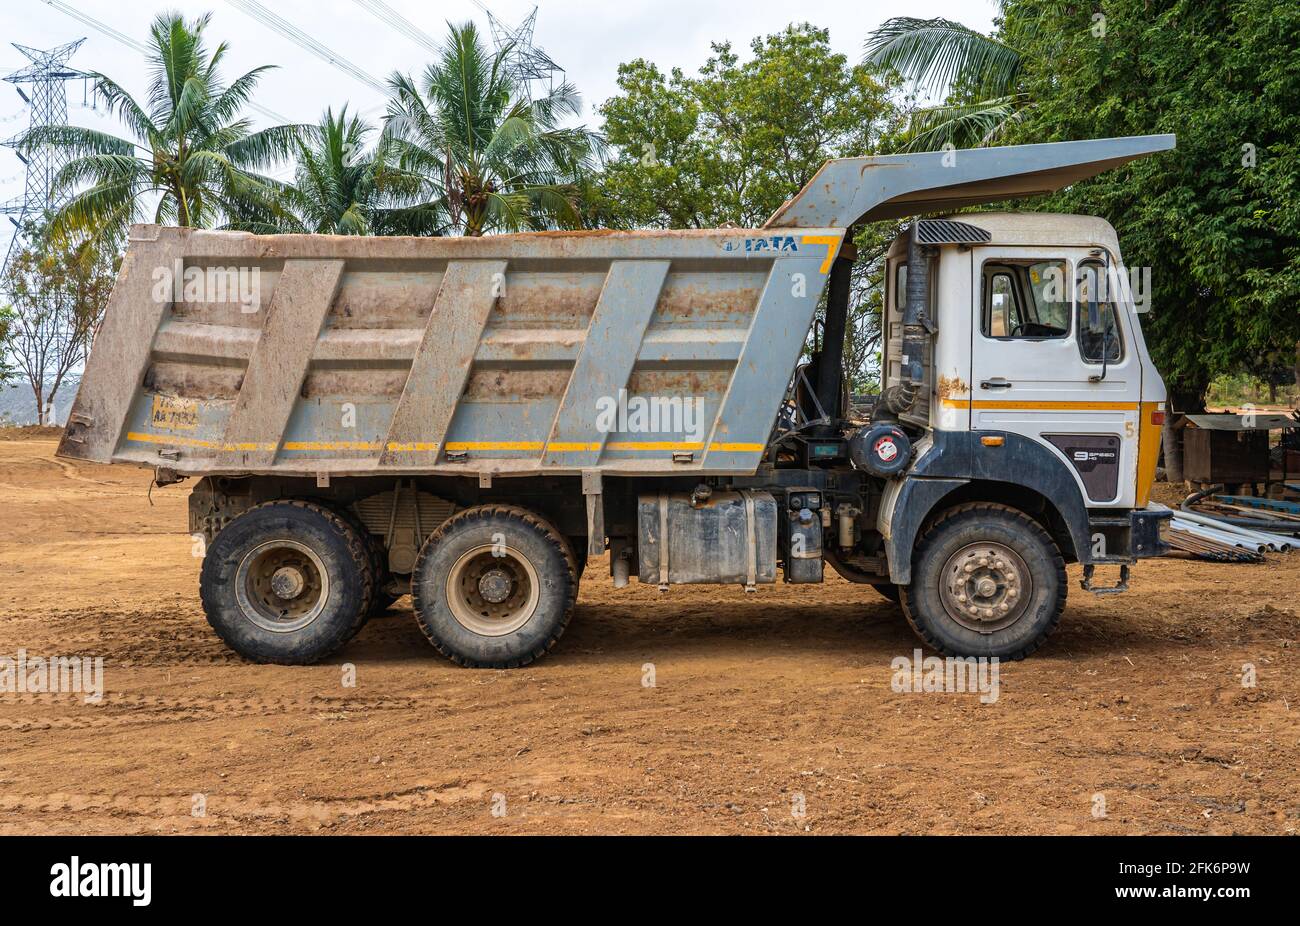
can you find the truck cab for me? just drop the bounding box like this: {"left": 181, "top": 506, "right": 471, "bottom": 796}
{"left": 886, "top": 213, "right": 1164, "bottom": 511}
{"left": 833, "top": 211, "right": 1170, "bottom": 656}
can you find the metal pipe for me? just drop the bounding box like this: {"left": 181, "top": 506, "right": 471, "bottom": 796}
{"left": 1172, "top": 519, "right": 1270, "bottom": 552}
{"left": 1172, "top": 509, "right": 1293, "bottom": 548}
{"left": 877, "top": 223, "right": 931, "bottom": 419}
{"left": 1182, "top": 485, "right": 1300, "bottom": 533}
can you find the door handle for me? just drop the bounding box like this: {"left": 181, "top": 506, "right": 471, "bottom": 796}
{"left": 980, "top": 379, "right": 1013, "bottom": 390}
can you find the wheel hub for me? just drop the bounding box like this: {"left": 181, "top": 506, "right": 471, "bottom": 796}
{"left": 939, "top": 541, "right": 1031, "bottom": 633}
{"left": 445, "top": 544, "right": 541, "bottom": 637}
{"left": 235, "top": 540, "right": 330, "bottom": 634}
{"left": 477, "top": 568, "right": 514, "bottom": 604}
{"left": 270, "top": 565, "right": 306, "bottom": 599}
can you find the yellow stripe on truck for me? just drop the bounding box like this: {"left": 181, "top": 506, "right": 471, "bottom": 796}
{"left": 1136, "top": 401, "right": 1163, "bottom": 507}
{"left": 127, "top": 432, "right": 768, "bottom": 456}
{"left": 940, "top": 399, "right": 1140, "bottom": 411}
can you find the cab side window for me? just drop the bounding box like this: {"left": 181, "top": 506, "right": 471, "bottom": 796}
{"left": 981, "top": 260, "right": 1071, "bottom": 340}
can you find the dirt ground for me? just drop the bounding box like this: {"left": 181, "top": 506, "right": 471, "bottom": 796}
{"left": 0, "top": 435, "right": 1297, "bottom": 835}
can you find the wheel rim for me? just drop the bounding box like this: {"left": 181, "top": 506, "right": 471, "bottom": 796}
{"left": 235, "top": 539, "right": 330, "bottom": 633}
{"left": 938, "top": 541, "right": 1032, "bottom": 634}
{"left": 445, "top": 543, "right": 540, "bottom": 636}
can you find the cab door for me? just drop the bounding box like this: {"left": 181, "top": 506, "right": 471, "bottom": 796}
{"left": 968, "top": 246, "right": 1139, "bottom": 508}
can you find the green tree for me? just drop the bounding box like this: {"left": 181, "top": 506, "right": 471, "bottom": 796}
{"left": 1, "top": 223, "right": 117, "bottom": 424}
{"left": 382, "top": 22, "right": 602, "bottom": 236}
{"left": 23, "top": 12, "right": 301, "bottom": 251}
{"left": 598, "top": 23, "right": 902, "bottom": 390}
{"left": 601, "top": 23, "right": 894, "bottom": 228}
{"left": 0, "top": 305, "right": 16, "bottom": 386}
{"left": 992, "top": 0, "right": 1300, "bottom": 473}
{"left": 272, "top": 107, "right": 421, "bottom": 235}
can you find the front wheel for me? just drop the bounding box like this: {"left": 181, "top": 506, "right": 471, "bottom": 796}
{"left": 411, "top": 505, "right": 577, "bottom": 668}
{"left": 900, "top": 503, "right": 1066, "bottom": 660}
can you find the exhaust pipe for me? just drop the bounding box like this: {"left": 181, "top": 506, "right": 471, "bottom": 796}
{"left": 877, "top": 223, "right": 932, "bottom": 419}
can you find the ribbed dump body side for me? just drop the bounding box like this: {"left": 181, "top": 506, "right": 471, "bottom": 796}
{"left": 58, "top": 225, "right": 844, "bottom": 477}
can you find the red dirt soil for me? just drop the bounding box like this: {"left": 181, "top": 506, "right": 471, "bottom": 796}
{"left": 0, "top": 436, "right": 1297, "bottom": 834}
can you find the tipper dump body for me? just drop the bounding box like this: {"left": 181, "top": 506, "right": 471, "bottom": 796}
{"left": 57, "top": 135, "right": 1177, "bottom": 669}
{"left": 58, "top": 226, "right": 846, "bottom": 477}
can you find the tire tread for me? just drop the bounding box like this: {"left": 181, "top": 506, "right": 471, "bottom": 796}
{"left": 899, "top": 502, "right": 1066, "bottom": 661}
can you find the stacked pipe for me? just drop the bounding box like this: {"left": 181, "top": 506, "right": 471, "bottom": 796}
{"left": 1152, "top": 501, "right": 1293, "bottom": 562}
{"left": 1165, "top": 528, "right": 1262, "bottom": 563}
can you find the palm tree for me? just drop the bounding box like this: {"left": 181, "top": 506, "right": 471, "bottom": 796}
{"left": 271, "top": 107, "right": 421, "bottom": 235}
{"left": 382, "top": 22, "right": 602, "bottom": 236}
{"left": 23, "top": 12, "right": 302, "bottom": 251}
{"left": 864, "top": 11, "right": 1028, "bottom": 152}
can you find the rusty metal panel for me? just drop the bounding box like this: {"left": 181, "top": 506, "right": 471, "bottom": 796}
{"left": 219, "top": 260, "right": 343, "bottom": 468}
{"left": 58, "top": 231, "right": 172, "bottom": 460}
{"left": 58, "top": 224, "right": 846, "bottom": 477}
{"left": 380, "top": 260, "right": 506, "bottom": 467}
{"left": 1184, "top": 428, "right": 1269, "bottom": 484}
{"left": 544, "top": 260, "right": 669, "bottom": 467}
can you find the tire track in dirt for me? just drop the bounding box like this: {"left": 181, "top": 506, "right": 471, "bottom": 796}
{"left": 0, "top": 693, "right": 426, "bottom": 732}
{"left": 0, "top": 779, "right": 492, "bottom": 825}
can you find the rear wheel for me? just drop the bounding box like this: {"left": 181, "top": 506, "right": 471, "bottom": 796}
{"left": 338, "top": 505, "right": 403, "bottom": 619}
{"left": 411, "top": 505, "right": 576, "bottom": 668}
{"left": 900, "top": 503, "right": 1066, "bottom": 660}
{"left": 199, "top": 501, "right": 373, "bottom": 664}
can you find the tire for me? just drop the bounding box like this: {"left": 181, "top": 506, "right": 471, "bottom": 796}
{"left": 411, "top": 505, "right": 577, "bottom": 668}
{"left": 199, "top": 500, "right": 373, "bottom": 664}
{"left": 871, "top": 582, "right": 901, "bottom": 603}
{"left": 900, "top": 502, "right": 1066, "bottom": 660}
{"left": 337, "top": 504, "right": 402, "bottom": 620}
{"left": 360, "top": 532, "right": 403, "bottom": 618}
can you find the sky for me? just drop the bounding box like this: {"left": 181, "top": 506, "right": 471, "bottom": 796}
{"left": 0, "top": 0, "right": 997, "bottom": 248}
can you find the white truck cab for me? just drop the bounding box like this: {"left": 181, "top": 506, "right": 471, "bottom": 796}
{"left": 870, "top": 210, "right": 1170, "bottom": 631}
{"left": 885, "top": 213, "right": 1166, "bottom": 512}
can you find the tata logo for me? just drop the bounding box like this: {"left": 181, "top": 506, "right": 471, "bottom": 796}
{"left": 723, "top": 236, "right": 799, "bottom": 254}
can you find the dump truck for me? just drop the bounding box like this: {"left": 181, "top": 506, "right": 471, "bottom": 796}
{"left": 57, "top": 134, "right": 1176, "bottom": 667}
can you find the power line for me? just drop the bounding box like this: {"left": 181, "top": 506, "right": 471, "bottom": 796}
{"left": 39, "top": 0, "right": 292, "bottom": 124}
{"left": 350, "top": 0, "right": 437, "bottom": 56}
{"left": 224, "top": 0, "right": 387, "bottom": 94}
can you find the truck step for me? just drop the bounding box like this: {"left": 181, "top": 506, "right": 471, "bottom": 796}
{"left": 1080, "top": 564, "right": 1130, "bottom": 595}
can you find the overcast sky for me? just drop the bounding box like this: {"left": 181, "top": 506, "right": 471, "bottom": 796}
{"left": 0, "top": 0, "right": 996, "bottom": 244}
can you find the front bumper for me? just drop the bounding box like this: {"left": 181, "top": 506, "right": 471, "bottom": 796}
{"left": 1086, "top": 505, "right": 1172, "bottom": 563}
{"left": 1130, "top": 506, "right": 1172, "bottom": 559}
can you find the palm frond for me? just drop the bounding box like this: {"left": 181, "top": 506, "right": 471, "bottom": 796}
{"left": 898, "top": 95, "right": 1030, "bottom": 152}
{"left": 864, "top": 17, "right": 1021, "bottom": 100}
